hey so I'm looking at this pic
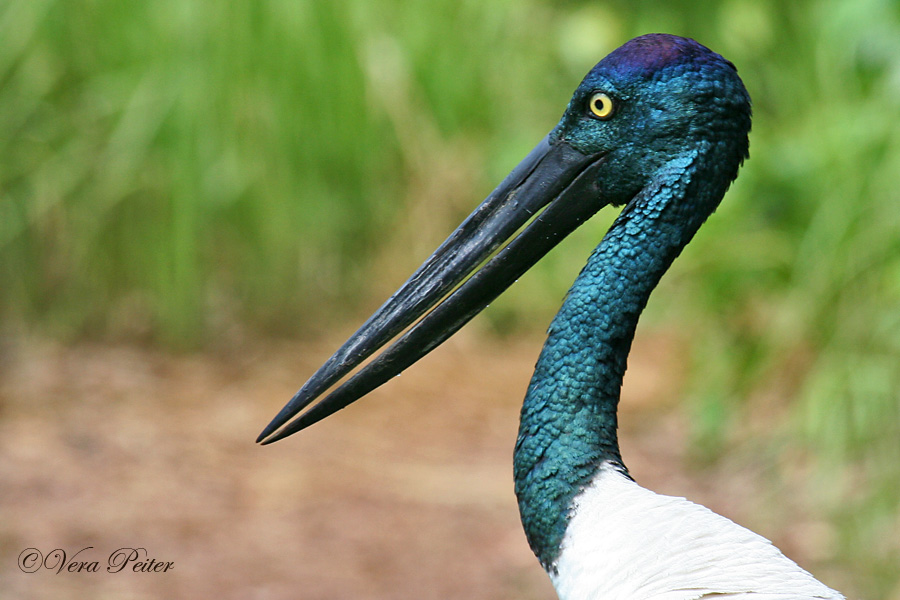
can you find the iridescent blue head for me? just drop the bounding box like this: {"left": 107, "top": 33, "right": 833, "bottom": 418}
{"left": 553, "top": 33, "right": 751, "bottom": 209}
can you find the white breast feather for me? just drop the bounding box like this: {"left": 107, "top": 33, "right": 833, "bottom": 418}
{"left": 551, "top": 464, "right": 845, "bottom": 600}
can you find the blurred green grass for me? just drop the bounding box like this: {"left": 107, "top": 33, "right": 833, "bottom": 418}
{"left": 1, "top": 0, "right": 899, "bottom": 596}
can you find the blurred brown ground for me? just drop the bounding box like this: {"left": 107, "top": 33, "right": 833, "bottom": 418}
{"left": 0, "top": 332, "right": 847, "bottom": 599}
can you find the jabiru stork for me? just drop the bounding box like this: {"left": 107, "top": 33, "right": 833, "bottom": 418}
{"left": 258, "top": 34, "right": 844, "bottom": 600}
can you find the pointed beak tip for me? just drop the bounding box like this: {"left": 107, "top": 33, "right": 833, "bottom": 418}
{"left": 256, "top": 427, "right": 287, "bottom": 445}
{"left": 255, "top": 420, "right": 281, "bottom": 444}
{"left": 258, "top": 422, "right": 309, "bottom": 445}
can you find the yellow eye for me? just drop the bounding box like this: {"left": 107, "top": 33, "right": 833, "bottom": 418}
{"left": 588, "top": 92, "right": 614, "bottom": 119}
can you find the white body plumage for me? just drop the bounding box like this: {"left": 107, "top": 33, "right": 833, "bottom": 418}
{"left": 551, "top": 464, "right": 845, "bottom": 600}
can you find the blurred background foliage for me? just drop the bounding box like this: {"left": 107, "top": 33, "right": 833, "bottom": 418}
{"left": 1, "top": 0, "right": 899, "bottom": 596}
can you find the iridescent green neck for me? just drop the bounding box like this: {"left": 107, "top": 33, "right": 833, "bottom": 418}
{"left": 513, "top": 152, "right": 721, "bottom": 571}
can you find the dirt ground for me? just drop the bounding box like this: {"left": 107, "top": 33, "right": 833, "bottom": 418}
{"left": 0, "top": 333, "right": 850, "bottom": 599}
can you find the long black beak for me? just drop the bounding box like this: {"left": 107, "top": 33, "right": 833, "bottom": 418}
{"left": 257, "top": 134, "right": 609, "bottom": 444}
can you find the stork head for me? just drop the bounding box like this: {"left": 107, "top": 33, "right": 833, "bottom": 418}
{"left": 256, "top": 34, "right": 750, "bottom": 444}
{"left": 553, "top": 34, "right": 751, "bottom": 207}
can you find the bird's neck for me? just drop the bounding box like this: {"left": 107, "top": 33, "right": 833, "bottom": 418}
{"left": 513, "top": 153, "right": 719, "bottom": 572}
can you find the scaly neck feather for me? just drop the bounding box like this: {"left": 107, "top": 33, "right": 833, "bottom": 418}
{"left": 513, "top": 150, "right": 726, "bottom": 571}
